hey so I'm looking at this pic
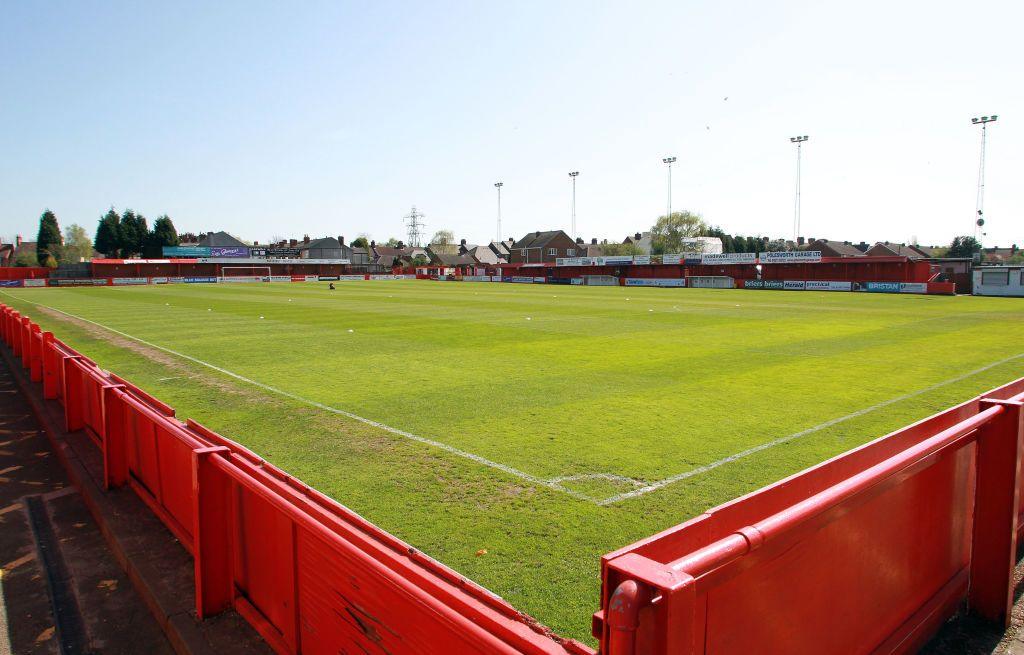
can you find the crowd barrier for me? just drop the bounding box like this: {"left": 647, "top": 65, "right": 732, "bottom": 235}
{"left": 593, "top": 375, "right": 1024, "bottom": 654}
{"left": 0, "top": 304, "right": 591, "bottom": 655}
{"left": 5, "top": 300, "right": 1023, "bottom": 654}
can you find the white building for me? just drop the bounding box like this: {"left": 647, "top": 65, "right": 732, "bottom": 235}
{"left": 973, "top": 266, "right": 1024, "bottom": 297}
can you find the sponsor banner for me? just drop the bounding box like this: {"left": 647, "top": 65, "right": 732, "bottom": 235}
{"left": 805, "top": 280, "right": 853, "bottom": 292}
{"left": 556, "top": 257, "right": 597, "bottom": 267}
{"left": 112, "top": 277, "right": 149, "bottom": 286}
{"left": 899, "top": 282, "right": 928, "bottom": 294}
{"left": 163, "top": 246, "right": 211, "bottom": 257}
{"left": 267, "top": 247, "right": 301, "bottom": 257}
{"left": 461, "top": 275, "right": 492, "bottom": 282}
{"left": 183, "top": 276, "right": 217, "bottom": 284}
{"left": 151, "top": 277, "right": 169, "bottom": 284}
{"left": 318, "top": 275, "right": 340, "bottom": 281}
{"left": 571, "top": 277, "right": 584, "bottom": 285}
{"left": 506, "top": 276, "right": 544, "bottom": 283}
{"left": 220, "top": 276, "right": 263, "bottom": 283}
{"left": 338, "top": 275, "right": 366, "bottom": 281}
{"left": 865, "top": 281, "right": 901, "bottom": 293}
{"left": 783, "top": 280, "right": 806, "bottom": 290}
{"left": 23, "top": 279, "right": 47, "bottom": 287}
{"left": 702, "top": 252, "right": 758, "bottom": 265}
{"left": 369, "top": 274, "right": 407, "bottom": 280}
{"left": 748, "top": 280, "right": 786, "bottom": 289}
{"left": 759, "top": 250, "right": 822, "bottom": 263}
{"left": 602, "top": 255, "right": 634, "bottom": 265}
{"left": 633, "top": 255, "right": 651, "bottom": 265}
{"left": 744, "top": 279, "right": 765, "bottom": 289}
{"left": 269, "top": 275, "right": 291, "bottom": 282}
{"left": 662, "top": 254, "right": 683, "bottom": 265}
{"left": 291, "top": 275, "right": 307, "bottom": 282}
{"left": 304, "top": 275, "right": 319, "bottom": 282}
{"left": 625, "top": 278, "right": 686, "bottom": 287}
{"left": 210, "top": 246, "right": 250, "bottom": 258}
{"left": 0, "top": 280, "right": 24, "bottom": 287}
{"left": 664, "top": 253, "right": 704, "bottom": 265}
{"left": 52, "top": 278, "right": 109, "bottom": 286}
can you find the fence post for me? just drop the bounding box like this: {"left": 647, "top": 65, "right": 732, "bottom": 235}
{"left": 62, "top": 356, "right": 85, "bottom": 433}
{"left": 969, "top": 398, "right": 1024, "bottom": 626}
{"left": 11, "top": 312, "right": 21, "bottom": 357}
{"left": 29, "top": 324, "right": 42, "bottom": 382}
{"left": 102, "top": 386, "right": 129, "bottom": 489}
{"left": 192, "top": 446, "right": 234, "bottom": 618}
{"left": 20, "top": 317, "right": 32, "bottom": 368}
{"left": 41, "top": 333, "right": 58, "bottom": 399}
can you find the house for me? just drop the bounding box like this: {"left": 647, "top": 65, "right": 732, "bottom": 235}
{"left": 488, "top": 239, "right": 513, "bottom": 262}
{"left": 982, "top": 246, "right": 1020, "bottom": 263}
{"left": 928, "top": 257, "right": 973, "bottom": 294}
{"left": 804, "top": 239, "right": 865, "bottom": 258}
{"left": 0, "top": 236, "right": 37, "bottom": 267}
{"left": 624, "top": 232, "right": 654, "bottom": 255}
{"left": 864, "top": 242, "right": 928, "bottom": 259}
{"left": 197, "top": 231, "right": 248, "bottom": 248}
{"left": 509, "top": 230, "right": 580, "bottom": 264}
{"left": 350, "top": 247, "right": 371, "bottom": 266}
{"left": 298, "top": 236, "right": 350, "bottom": 260}
{"left": 457, "top": 239, "right": 502, "bottom": 265}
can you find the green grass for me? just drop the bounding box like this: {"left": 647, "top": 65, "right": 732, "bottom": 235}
{"left": 2, "top": 281, "right": 1023, "bottom": 643}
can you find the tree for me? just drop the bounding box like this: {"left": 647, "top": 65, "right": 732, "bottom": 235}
{"left": 94, "top": 208, "right": 122, "bottom": 257}
{"left": 35, "top": 209, "right": 63, "bottom": 265}
{"left": 601, "top": 241, "right": 644, "bottom": 256}
{"left": 650, "top": 211, "right": 706, "bottom": 254}
{"left": 144, "top": 215, "right": 179, "bottom": 257}
{"left": 947, "top": 236, "right": 982, "bottom": 260}
{"left": 385, "top": 237, "right": 402, "bottom": 247}
{"left": 62, "top": 224, "right": 93, "bottom": 263}
{"left": 351, "top": 236, "right": 369, "bottom": 249}
{"left": 764, "top": 239, "right": 789, "bottom": 252}
{"left": 429, "top": 229, "right": 457, "bottom": 254}
{"left": 14, "top": 250, "right": 37, "bottom": 267}
{"left": 119, "top": 209, "right": 148, "bottom": 257}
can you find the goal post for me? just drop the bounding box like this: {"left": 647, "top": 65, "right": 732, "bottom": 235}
{"left": 218, "top": 266, "right": 271, "bottom": 283}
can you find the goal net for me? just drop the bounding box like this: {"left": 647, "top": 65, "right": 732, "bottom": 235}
{"left": 687, "top": 276, "right": 735, "bottom": 289}
{"left": 582, "top": 275, "right": 618, "bottom": 286}
{"left": 219, "top": 266, "right": 271, "bottom": 283}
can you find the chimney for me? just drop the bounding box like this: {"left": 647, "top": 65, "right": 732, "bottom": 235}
{"left": 535, "top": 231, "right": 541, "bottom": 236}
{"left": 290, "top": 238, "right": 297, "bottom": 247}
{"left": 460, "top": 238, "right": 466, "bottom": 245}
{"left": 303, "top": 234, "right": 310, "bottom": 244}
{"left": 16, "top": 235, "right": 23, "bottom": 247}
{"left": 575, "top": 237, "right": 583, "bottom": 244}
{"left": 398, "top": 240, "right": 405, "bottom": 249}
{"left": 254, "top": 240, "right": 259, "bottom": 245}
{"left": 208, "top": 231, "right": 214, "bottom": 236}
{"left": 591, "top": 238, "right": 597, "bottom": 245}
{"left": 508, "top": 238, "right": 514, "bottom": 245}
{"left": 338, "top": 236, "right": 345, "bottom": 246}
{"left": 797, "top": 236, "right": 805, "bottom": 246}
{"left": 635, "top": 232, "right": 642, "bottom": 240}
{"left": 370, "top": 240, "right": 376, "bottom": 248}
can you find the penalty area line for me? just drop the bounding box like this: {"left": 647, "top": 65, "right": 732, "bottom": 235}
{"left": 0, "top": 292, "right": 600, "bottom": 504}
{"left": 598, "top": 351, "right": 1024, "bottom": 505}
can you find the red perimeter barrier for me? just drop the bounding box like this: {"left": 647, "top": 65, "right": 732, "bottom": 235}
{"left": 593, "top": 376, "right": 1024, "bottom": 654}
{"left": 4, "top": 301, "right": 1024, "bottom": 654}
{"left": 0, "top": 304, "right": 590, "bottom": 655}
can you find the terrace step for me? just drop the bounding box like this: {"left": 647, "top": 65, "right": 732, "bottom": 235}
{"left": 1, "top": 345, "right": 273, "bottom": 655}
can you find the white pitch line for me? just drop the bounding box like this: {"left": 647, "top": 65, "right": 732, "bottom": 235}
{"left": 598, "top": 351, "right": 1024, "bottom": 505}
{"left": 0, "top": 292, "right": 598, "bottom": 503}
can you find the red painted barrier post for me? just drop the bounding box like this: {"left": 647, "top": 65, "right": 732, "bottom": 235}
{"left": 41, "top": 332, "right": 58, "bottom": 399}
{"left": 21, "top": 317, "right": 31, "bottom": 368}
{"left": 29, "top": 324, "right": 43, "bottom": 382}
{"left": 969, "top": 398, "right": 1024, "bottom": 625}
{"left": 62, "top": 356, "right": 86, "bottom": 433}
{"left": 192, "top": 446, "right": 234, "bottom": 618}
{"left": 101, "top": 385, "right": 128, "bottom": 489}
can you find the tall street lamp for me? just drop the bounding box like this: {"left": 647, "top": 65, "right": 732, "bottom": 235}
{"left": 971, "top": 115, "right": 997, "bottom": 239}
{"left": 789, "top": 135, "right": 809, "bottom": 242}
{"left": 568, "top": 171, "right": 580, "bottom": 238}
{"left": 494, "top": 182, "right": 504, "bottom": 242}
{"left": 662, "top": 156, "right": 677, "bottom": 219}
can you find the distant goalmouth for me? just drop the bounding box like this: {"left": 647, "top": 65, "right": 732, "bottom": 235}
{"left": 219, "top": 266, "right": 271, "bottom": 283}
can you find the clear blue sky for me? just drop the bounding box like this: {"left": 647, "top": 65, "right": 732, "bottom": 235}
{"left": 1, "top": 0, "right": 1021, "bottom": 248}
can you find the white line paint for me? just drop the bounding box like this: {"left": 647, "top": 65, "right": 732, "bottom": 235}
{"left": 598, "top": 351, "right": 1024, "bottom": 505}
{"left": 0, "top": 292, "right": 599, "bottom": 503}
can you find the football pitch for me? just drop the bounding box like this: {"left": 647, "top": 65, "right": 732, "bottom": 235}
{"left": 3, "top": 281, "right": 1023, "bottom": 643}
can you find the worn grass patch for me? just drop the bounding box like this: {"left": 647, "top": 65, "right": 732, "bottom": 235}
{"left": 2, "top": 282, "right": 1023, "bottom": 643}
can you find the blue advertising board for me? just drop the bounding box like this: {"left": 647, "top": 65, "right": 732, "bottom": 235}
{"left": 162, "top": 246, "right": 211, "bottom": 257}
